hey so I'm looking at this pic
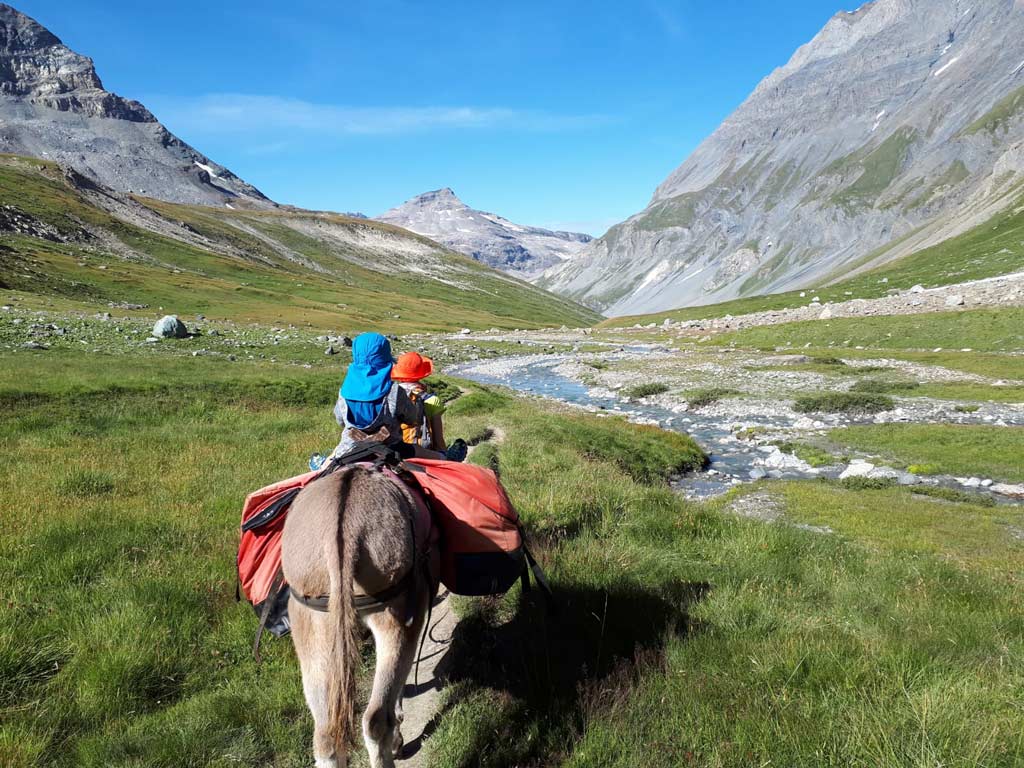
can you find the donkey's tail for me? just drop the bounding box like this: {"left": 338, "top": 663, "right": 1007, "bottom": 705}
{"left": 325, "top": 467, "right": 361, "bottom": 754}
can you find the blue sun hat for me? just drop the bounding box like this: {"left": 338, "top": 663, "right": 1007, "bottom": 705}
{"left": 340, "top": 333, "right": 394, "bottom": 426}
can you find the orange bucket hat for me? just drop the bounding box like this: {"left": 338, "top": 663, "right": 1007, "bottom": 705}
{"left": 391, "top": 351, "right": 434, "bottom": 382}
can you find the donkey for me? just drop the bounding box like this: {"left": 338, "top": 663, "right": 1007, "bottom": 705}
{"left": 282, "top": 465, "right": 436, "bottom": 768}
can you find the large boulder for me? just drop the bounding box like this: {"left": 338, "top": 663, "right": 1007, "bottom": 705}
{"left": 152, "top": 315, "right": 188, "bottom": 339}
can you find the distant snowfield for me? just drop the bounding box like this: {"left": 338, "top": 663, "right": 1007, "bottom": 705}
{"left": 193, "top": 161, "right": 220, "bottom": 179}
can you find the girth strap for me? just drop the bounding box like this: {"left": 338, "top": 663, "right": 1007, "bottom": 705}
{"left": 289, "top": 568, "right": 414, "bottom": 616}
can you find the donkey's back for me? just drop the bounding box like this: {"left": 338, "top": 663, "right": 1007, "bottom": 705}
{"left": 282, "top": 466, "right": 432, "bottom": 768}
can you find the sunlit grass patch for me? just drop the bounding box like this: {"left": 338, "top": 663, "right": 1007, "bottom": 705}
{"left": 830, "top": 424, "right": 1024, "bottom": 482}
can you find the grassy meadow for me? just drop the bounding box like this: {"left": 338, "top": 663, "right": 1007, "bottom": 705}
{"left": 0, "top": 155, "right": 599, "bottom": 332}
{"left": 2, "top": 338, "right": 1022, "bottom": 767}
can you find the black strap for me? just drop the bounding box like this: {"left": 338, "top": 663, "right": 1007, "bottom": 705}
{"left": 253, "top": 568, "right": 286, "bottom": 663}
{"left": 289, "top": 569, "right": 415, "bottom": 615}
{"left": 522, "top": 544, "right": 553, "bottom": 598}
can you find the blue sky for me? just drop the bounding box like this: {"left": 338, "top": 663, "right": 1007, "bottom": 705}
{"left": 21, "top": 0, "right": 847, "bottom": 234}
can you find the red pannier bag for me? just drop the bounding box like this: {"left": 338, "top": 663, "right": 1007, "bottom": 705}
{"left": 237, "top": 469, "right": 318, "bottom": 631}
{"left": 405, "top": 458, "right": 540, "bottom": 596}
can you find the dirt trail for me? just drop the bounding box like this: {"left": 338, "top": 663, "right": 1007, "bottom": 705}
{"left": 398, "top": 593, "right": 458, "bottom": 766}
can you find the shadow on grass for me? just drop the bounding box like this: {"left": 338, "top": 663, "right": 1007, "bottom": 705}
{"left": 417, "top": 578, "right": 710, "bottom": 765}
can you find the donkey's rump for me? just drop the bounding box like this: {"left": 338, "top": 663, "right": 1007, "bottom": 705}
{"left": 282, "top": 468, "right": 424, "bottom": 599}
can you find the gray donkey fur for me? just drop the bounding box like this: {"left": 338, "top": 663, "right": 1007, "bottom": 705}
{"left": 282, "top": 466, "right": 436, "bottom": 768}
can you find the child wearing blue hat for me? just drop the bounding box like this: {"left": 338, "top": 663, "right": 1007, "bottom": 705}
{"left": 328, "top": 332, "right": 425, "bottom": 460}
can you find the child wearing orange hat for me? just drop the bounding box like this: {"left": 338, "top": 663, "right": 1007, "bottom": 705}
{"left": 392, "top": 351, "right": 467, "bottom": 461}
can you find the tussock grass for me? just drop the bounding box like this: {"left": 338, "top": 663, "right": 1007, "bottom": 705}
{"left": 850, "top": 377, "right": 920, "bottom": 393}
{"left": 794, "top": 391, "right": 895, "bottom": 414}
{"left": 621, "top": 382, "right": 670, "bottom": 399}
{"left": 686, "top": 386, "right": 741, "bottom": 409}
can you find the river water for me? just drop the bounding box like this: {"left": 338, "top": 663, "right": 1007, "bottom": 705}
{"left": 450, "top": 350, "right": 1023, "bottom": 502}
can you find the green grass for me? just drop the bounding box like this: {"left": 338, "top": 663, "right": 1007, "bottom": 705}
{"left": 771, "top": 441, "right": 838, "bottom": 468}
{"left": 0, "top": 155, "right": 599, "bottom": 333}
{"left": 721, "top": 308, "right": 1024, "bottom": 354}
{"left": 830, "top": 127, "right": 918, "bottom": 209}
{"left": 620, "top": 382, "right": 670, "bottom": 400}
{"left": 849, "top": 377, "right": 920, "bottom": 393}
{"left": 914, "top": 381, "right": 1024, "bottom": 403}
{"left": 794, "top": 391, "right": 895, "bottom": 414}
{"left": 828, "top": 424, "right": 1024, "bottom": 482}
{"left": 3, "top": 340, "right": 1023, "bottom": 767}
{"left": 910, "top": 485, "right": 996, "bottom": 508}
{"left": 962, "top": 86, "right": 1024, "bottom": 135}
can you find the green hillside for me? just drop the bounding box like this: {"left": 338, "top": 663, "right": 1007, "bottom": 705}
{"left": 601, "top": 188, "right": 1024, "bottom": 328}
{"left": 0, "top": 155, "right": 600, "bottom": 332}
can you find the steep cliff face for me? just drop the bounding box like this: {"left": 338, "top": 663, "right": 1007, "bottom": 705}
{"left": 377, "top": 188, "right": 592, "bottom": 278}
{"left": 0, "top": 3, "right": 270, "bottom": 206}
{"left": 544, "top": 0, "right": 1024, "bottom": 315}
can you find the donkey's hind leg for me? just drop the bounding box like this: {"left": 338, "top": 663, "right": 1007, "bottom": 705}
{"left": 292, "top": 602, "right": 346, "bottom": 768}
{"left": 363, "top": 605, "right": 424, "bottom": 767}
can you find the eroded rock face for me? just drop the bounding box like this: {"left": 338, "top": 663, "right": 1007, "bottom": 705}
{"left": 547, "top": 0, "right": 1024, "bottom": 314}
{"left": 377, "top": 188, "right": 592, "bottom": 279}
{"left": 0, "top": 3, "right": 271, "bottom": 206}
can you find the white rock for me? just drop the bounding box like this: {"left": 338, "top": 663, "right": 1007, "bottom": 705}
{"left": 819, "top": 307, "right": 833, "bottom": 320}
{"left": 910, "top": 284, "right": 924, "bottom": 293}
{"left": 945, "top": 294, "right": 964, "bottom": 307}
{"left": 980, "top": 479, "right": 993, "bottom": 487}
{"left": 460, "top": 328, "right": 471, "bottom": 335}
{"left": 749, "top": 468, "right": 768, "bottom": 480}
{"left": 990, "top": 483, "right": 1024, "bottom": 498}
{"left": 962, "top": 477, "right": 982, "bottom": 488}
{"left": 839, "top": 460, "right": 875, "bottom": 479}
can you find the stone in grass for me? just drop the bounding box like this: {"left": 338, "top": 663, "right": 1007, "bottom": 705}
{"left": 325, "top": 345, "right": 337, "bottom": 356}
{"left": 945, "top": 294, "right": 965, "bottom": 307}
{"left": 23, "top": 340, "right": 48, "bottom": 350}
{"left": 152, "top": 315, "right": 189, "bottom": 339}
{"left": 839, "top": 459, "right": 874, "bottom": 479}
{"left": 990, "top": 483, "right": 1024, "bottom": 498}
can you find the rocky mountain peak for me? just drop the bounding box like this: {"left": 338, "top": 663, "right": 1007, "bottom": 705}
{"left": 0, "top": 3, "right": 269, "bottom": 206}
{"left": 378, "top": 189, "right": 592, "bottom": 279}
{"left": 409, "top": 187, "right": 464, "bottom": 206}
{"left": 0, "top": 3, "right": 153, "bottom": 121}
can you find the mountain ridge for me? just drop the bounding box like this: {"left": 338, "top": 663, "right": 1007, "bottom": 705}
{"left": 0, "top": 3, "right": 270, "bottom": 207}
{"left": 544, "top": 0, "right": 1024, "bottom": 316}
